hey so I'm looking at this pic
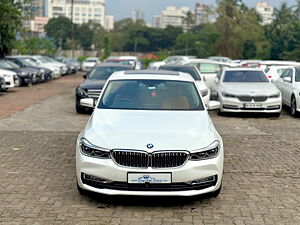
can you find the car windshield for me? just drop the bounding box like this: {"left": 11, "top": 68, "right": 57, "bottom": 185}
{"left": 0, "top": 61, "right": 12, "bottom": 69}
{"left": 98, "top": 79, "right": 204, "bottom": 111}
{"left": 4, "top": 60, "right": 20, "bottom": 68}
{"left": 159, "top": 67, "right": 201, "bottom": 81}
{"left": 223, "top": 70, "right": 269, "bottom": 82}
{"left": 88, "top": 66, "right": 131, "bottom": 80}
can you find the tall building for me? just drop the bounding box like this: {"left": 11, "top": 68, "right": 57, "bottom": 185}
{"left": 152, "top": 15, "right": 161, "bottom": 28}
{"left": 256, "top": 2, "right": 274, "bottom": 25}
{"left": 132, "top": 10, "right": 145, "bottom": 22}
{"left": 30, "top": 0, "right": 46, "bottom": 17}
{"left": 153, "top": 6, "right": 190, "bottom": 29}
{"left": 104, "top": 15, "right": 114, "bottom": 31}
{"left": 30, "top": 17, "right": 49, "bottom": 36}
{"left": 48, "top": 0, "right": 105, "bottom": 26}
{"left": 195, "top": 3, "right": 214, "bottom": 25}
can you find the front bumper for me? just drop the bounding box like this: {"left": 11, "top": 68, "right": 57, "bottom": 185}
{"left": 220, "top": 96, "right": 282, "bottom": 113}
{"left": 76, "top": 143, "right": 223, "bottom": 196}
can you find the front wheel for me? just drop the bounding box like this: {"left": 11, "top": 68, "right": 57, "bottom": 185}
{"left": 291, "top": 96, "right": 299, "bottom": 117}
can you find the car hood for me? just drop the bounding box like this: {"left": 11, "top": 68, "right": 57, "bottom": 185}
{"left": 0, "top": 68, "right": 16, "bottom": 75}
{"left": 222, "top": 82, "right": 279, "bottom": 95}
{"left": 79, "top": 79, "right": 107, "bottom": 90}
{"left": 83, "top": 109, "right": 216, "bottom": 151}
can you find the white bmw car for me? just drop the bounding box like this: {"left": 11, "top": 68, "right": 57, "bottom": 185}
{"left": 212, "top": 68, "right": 282, "bottom": 115}
{"left": 76, "top": 70, "right": 223, "bottom": 197}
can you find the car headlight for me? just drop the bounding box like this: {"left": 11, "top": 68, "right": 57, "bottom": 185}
{"left": 76, "top": 87, "right": 87, "bottom": 97}
{"left": 222, "top": 91, "right": 236, "bottom": 98}
{"left": 21, "top": 71, "right": 27, "bottom": 76}
{"left": 190, "top": 141, "right": 220, "bottom": 160}
{"left": 80, "top": 138, "right": 110, "bottom": 159}
{"left": 269, "top": 92, "right": 280, "bottom": 98}
{"left": 200, "top": 89, "right": 209, "bottom": 97}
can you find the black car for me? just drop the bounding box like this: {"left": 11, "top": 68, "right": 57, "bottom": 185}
{"left": 0, "top": 59, "right": 33, "bottom": 86}
{"left": 8, "top": 56, "right": 53, "bottom": 81}
{"left": 5, "top": 57, "right": 46, "bottom": 83}
{"left": 75, "top": 63, "right": 133, "bottom": 113}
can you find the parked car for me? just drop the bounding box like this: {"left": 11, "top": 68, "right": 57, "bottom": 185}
{"left": 0, "top": 68, "right": 20, "bottom": 89}
{"left": 0, "top": 76, "right": 6, "bottom": 91}
{"left": 274, "top": 66, "right": 300, "bottom": 117}
{"left": 14, "top": 55, "right": 62, "bottom": 78}
{"left": 82, "top": 57, "right": 101, "bottom": 72}
{"left": 158, "top": 65, "right": 210, "bottom": 106}
{"left": 0, "top": 59, "right": 32, "bottom": 86}
{"left": 65, "top": 58, "right": 81, "bottom": 71}
{"left": 264, "top": 65, "right": 292, "bottom": 81}
{"left": 148, "top": 56, "right": 196, "bottom": 70}
{"left": 212, "top": 68, "right": 282, "bottom": 116}
{"left": 49, "top": 55, "right": 77, "bottom": 74}
{"left": 5, "top": 58, "right": 45, "bottom": 83}
{"left": 76, "top": 70, "right": 223, "bottom": 197}
{"left": 39, "top": 56, "right": 69, "bottom": 75}
{"left": 182, "top": 59, "right": 234, "bottom": 90}
{"left": 7, "top": 56, "right": 53, "bottom": 81}
{"left": 208, "top": 56, "right": 233, "bottom": 63}
{"left": 75, "top": 63, "right": 133, "bottom": 113}
{"left": 259, "top": 60, "right": 300, "bottom": 71}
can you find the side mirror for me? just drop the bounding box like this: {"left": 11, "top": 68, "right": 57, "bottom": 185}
{"left": 283, "top": 77, "right": 292, "bottom": 83}
{"left": 83, "top": 73, "right": 88, "bottom": 79}
{"left": 208, "top": 101, "right": 221, "bottom": 111}
{"left": 80, "top": 98, "right": 94, "bottom": 108}
{"left": 214, "top": 77, "right": 219, "bottom": 84}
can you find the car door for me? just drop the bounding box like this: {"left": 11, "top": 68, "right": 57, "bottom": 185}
{"left": 281, "top": 68, "right": 294, "bottom": 106}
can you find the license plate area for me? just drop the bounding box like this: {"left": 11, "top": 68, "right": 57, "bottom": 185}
{"left": 128, "top": 173, "right": 172, "bottom": 184}
{"left": 244, "top": 103, "right": 262, "bottom": 108}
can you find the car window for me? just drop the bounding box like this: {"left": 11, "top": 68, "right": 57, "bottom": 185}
{"left": 158, "top": 67, "right": 201, "bottom": 81}
{"left": 280, "top": 69, "right": 290, "bottom": 78}
{"left": 88, "top": 67, "right": 131, "bottom": 80}
{"left": 223, "top": 70, "right": 269, "bottom": 82}
{"left": 295, "top": 69, "right": 300, "bottom": 82}
{"left": 98, "top": 80, "right": 204, "bottom": 111}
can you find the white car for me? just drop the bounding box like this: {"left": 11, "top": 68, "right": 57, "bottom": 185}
{"left": 82, "top": 57, "right": 101, "bottom": 72}
{"left": 118, "top": 56, "right": 142, "bottom": 69}
{"left": 274, "top": 67, "right": 300, "bottom": 117}
{"left": 0, "top": 68, "right": 19, "bottom": 89}
{"left": 148, "top": 56, "right": 196, "bottom": 70}
{"left": 264, "top": 65, "right": 292, "bottom": 81}
{"left": 182, "top": 59, "right": 234, "bottom": 90}
{"left": 158, "top": 65, "right": 210, "bottom": 106}
{"left": 212, "top": 68, "right": 282, "bottom": 115}
{"left": 76, "top": 70, "right": 223, "bottom": 197}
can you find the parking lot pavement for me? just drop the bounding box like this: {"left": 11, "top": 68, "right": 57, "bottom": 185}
{"left": 0, "top": 75, "right": 299, "bottom": 225}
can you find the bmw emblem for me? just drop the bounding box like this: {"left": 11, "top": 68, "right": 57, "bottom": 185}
{"left": 147, "top": 144, "right": 154, "bottom": 149}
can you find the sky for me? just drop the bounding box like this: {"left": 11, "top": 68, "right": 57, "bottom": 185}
{"left": 106, "top": 0, "right": 297, "bottom": 24}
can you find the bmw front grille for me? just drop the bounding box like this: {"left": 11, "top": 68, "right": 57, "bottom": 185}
{"left": 111, "top": 150, "right": 189, "bottom": 168}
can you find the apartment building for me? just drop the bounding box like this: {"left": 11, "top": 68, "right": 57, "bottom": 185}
{"left": 48, "top": 0, "right": 105, "bottom": 26}
{"left": 256, "top": 2, "right": 274, "bottom": 25}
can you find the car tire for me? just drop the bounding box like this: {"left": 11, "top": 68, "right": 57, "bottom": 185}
{"left": 76, "top": 103, "right": 86, "bottom": 114}
{"left": 291, "top": 96, "right": 299, "bottom": 117}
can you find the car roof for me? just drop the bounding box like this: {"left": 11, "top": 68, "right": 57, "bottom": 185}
{"left": 224, "top": 67, "right": 263, "bottom": 72}
{"left": 94, "top": 63, "right": 133, "bottom": 68}
{"left": 183, "top": 58, "right": 233, "bottom": 66}
{"left": 109, "top": 70, "right": 195, "bottom": 82}
{"left": 159, "top": 65, "right": 196, "bottom": 69}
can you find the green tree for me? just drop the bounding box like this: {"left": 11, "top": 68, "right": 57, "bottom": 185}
{"left": 44, "top": 17, "right": 73, "bottom": 50}
{"left": 15, "top": 38, "right": 56, "bottom": 55}
{"left": 0, "top": 0, "right": 32, "bottom": 57}
{"left": 101, "top": 35, "right": 110, "bottom": 61}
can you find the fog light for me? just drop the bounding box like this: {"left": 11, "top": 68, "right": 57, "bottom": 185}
{"left": 188, "top": 175, "right": 216, "bottom": 185}
{"left": 82, "top": 173, "right": 112, "bottom": 184}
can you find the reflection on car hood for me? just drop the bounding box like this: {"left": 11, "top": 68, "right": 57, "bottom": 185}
{"left": 79, "top": 79, "right": 107, "bottom": 90}
{"left": 83, "top": 109, "right": 216, "bottom": 151}
{"left": 222, "top": 82, "right": 279, "bottom": 95}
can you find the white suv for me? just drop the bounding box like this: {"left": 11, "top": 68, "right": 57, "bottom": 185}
{"left": 76, "top": 70, "right": 223, "bottom": 197}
